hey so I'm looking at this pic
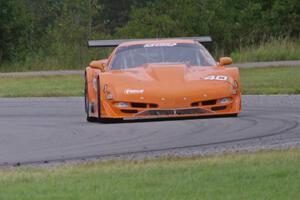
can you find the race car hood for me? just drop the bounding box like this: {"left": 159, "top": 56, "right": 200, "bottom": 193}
{"left": 100, "top": 64, "right": 236, "bottom": 105}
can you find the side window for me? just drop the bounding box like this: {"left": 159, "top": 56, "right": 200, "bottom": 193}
{"left": 198, "top": 45, "right": 216, "bottom": 66}
{"left": 111, "top": 53, "right": 122, "bottom": 69}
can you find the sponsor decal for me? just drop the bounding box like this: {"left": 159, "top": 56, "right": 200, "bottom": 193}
{"left": 204, "top": 75, "right": 228, "bottom": 81}
{"left": 125, "top": 89, "right": 144, "bottom": 94}
{"left": 144, "top": 43, "right": 177, "bottom": 47}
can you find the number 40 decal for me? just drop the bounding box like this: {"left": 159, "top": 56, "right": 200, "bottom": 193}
{"left": 204, "top": 75, "right": 228, "bottom": 81}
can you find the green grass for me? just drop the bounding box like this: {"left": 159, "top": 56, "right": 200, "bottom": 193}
{"left": 0, "top": 66, "right": 299, "bottom": 97}
{"left": 0, "top": 48, "right": 113, "bottom": 73}
{"left": 1, "top": 38, "right": 299, "bottom": 73}
{"left": 0, "top": 75, "right": 83, "bottom": 97}
{"left": 240, "top": 66, "right": 300, "bottom": 94}
{"left": 0, "top": 58, "right": 81, "bottom": 73}
{"left": 231, "top": 37, "right": 300, "bottom": 63}
{"left": 0, "top": 149, "right": 300, "bottom": 200}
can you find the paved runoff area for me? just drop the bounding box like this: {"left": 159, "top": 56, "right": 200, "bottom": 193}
{"left": 0, "top": 95, "right": 299, "bottom": 166}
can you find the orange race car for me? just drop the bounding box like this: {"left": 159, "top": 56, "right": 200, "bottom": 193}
{"left": 84, "top": 37, "right": 241, "bottom": 122}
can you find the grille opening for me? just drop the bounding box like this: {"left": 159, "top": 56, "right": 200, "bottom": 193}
{"left": 211, "top": 106, "right": 227, "bottom": 111}
{"left": 148, "top": 110, "right": 174, "bottom": 115}
{"left": 202, "top": 100, "right": 217, "bottom": 106}
{"left": 121, "top": 109, "right": 138, "bottom": 114}
{"left": 191, "top": 102, "right": 199, "bottom": 107}
{"left": 176, "top": 108, "right": 204, "bottom": 115}
{"left": 149, "top": 103, "right": 158, "bottom": 108}
{"left": 139, "top": 108, "right": 208, "bottom": 116}
{"left": 131, "top": 103, "right": 147, "bottom": 108}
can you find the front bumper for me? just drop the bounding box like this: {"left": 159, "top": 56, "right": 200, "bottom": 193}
{"left": 99, "top": 95, "right": 242, "bottom": 120}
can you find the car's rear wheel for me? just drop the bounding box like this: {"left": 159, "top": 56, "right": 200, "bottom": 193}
{"left": 85, "top": 74, "right": 97, "bottom": 122}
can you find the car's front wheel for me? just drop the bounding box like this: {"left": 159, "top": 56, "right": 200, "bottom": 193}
{"left": 84, "top": 74, "right": 97, "bottom": 122}
{"left": 96, "top": 76, "right": 102, "bottom": 121}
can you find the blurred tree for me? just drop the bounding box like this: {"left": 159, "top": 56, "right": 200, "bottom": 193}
{"left": 94, "top": 0, "right": 153, "bottom": 34}
{"left": 118, "top": 0, "right": 300, "bottom": 54}
{"left": 0, "top": 0, "right": 31, "bottom": 62}
{"left": 0, "top": 0, "right": 299, "bottom": 69}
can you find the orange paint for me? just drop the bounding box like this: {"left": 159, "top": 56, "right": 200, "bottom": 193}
{"left": 85, "top": 39, "right": 241, "bottom": 121}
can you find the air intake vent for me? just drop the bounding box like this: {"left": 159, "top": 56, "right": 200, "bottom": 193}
{"left": 121, "top": 109, "right": 138, "bottom": 114}
{"left": 202, "top": 100, "right": 217, "bottom": 106}
{"left": 211, "top": 106, "right": 226, "bottom": 111}
{"left": 191, "top": 102, "right": 199, "bottom": 107}
{"left": 149, "top": 104, "right": 158, "bottom": 108}
{"left": 131, "top": 103, "right": 147, "bottom": 108}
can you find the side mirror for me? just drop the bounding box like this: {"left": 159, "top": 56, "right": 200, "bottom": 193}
{"left": 89, "top": 59, "right": 108, "bottom": 72}
{"left": 218, "top": 57, "right": 232, "bottom": 66}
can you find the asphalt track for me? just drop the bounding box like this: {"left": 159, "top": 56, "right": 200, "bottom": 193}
{"left": 0, "top": 95, "right": 299, "bottom": 166}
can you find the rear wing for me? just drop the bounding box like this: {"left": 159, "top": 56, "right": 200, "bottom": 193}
{"left": 87, "top": 36, "right": 212, "bottom": 48}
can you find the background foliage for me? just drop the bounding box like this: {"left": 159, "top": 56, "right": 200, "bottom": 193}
{"left": 0, "top": 0, "right": 299, "bottom": 71}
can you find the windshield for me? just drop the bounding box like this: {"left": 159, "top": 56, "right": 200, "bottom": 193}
{"left": 110, "top": 43, "right": 216, "bottom": 70}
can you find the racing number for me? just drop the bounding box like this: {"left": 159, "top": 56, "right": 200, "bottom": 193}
{"left": 204, "top": 75, "right": 228, "bottom": 81}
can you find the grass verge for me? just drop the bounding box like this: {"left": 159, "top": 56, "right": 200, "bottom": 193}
{"left": 0, "top": 149, "right": 300, "bottom": 199}
{"left": 231, "top": 37, "right": 300, "bottom": 63}
{"left": 0, "top": 48, "right": 113, "bottom": 73}
{"left": 240, "top": 66, "right": 300, "bottom": 94}
{"left": 0, "top": 75, "right": 83, "bottom": 97}
{"left": 1, "top": 39, "right": 299, "bottom": 73}
{"left": 0, "top": 66, "right": 299, "bottom": 97}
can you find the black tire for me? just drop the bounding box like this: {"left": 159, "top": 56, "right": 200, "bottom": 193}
{"left": 84, "top": 74, "right": 97, "bottom": 122}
